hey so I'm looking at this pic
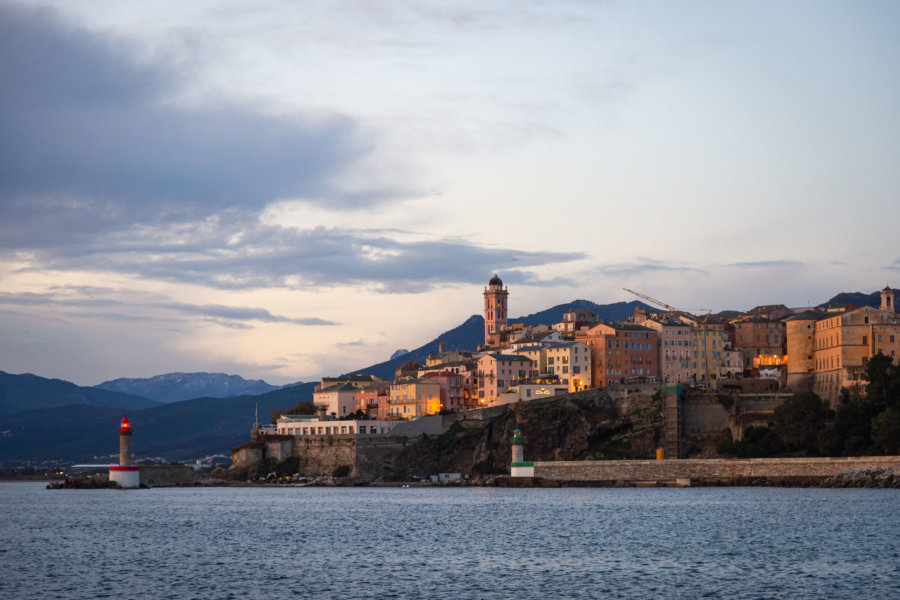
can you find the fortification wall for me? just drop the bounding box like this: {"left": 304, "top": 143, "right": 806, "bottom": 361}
{"left": 682, "top": 397, "right": 730, "bottom": 435}
{"left": 356, "top": 436, "right": 413, "bottom": 480}
{"left": 535, "top": 456, "right": 900, "bottom": 482}
{"left": 264, "top": 437, "right": 294, "bottom": 463}
{"left": 292, "top": 436, "right": 357, "bottom": 476}
{"left": 232, "top": 444, "right": 263, "bottom": 469}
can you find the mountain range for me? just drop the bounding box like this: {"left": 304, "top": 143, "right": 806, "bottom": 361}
{"left": 0, "top": 290, "right": 890, "bottom": 465}
{"left": 95, "top": 372, "right": 286, "bottom": 404}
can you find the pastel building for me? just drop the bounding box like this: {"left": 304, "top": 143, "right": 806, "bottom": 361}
{"left": 576, "top": 323, "right": 659, "bottom": 387}
{"left": 388, "top": 379, "right": 442, "bottom": 419}
{"left": 642, "top": 318, "right": 693, "bottom": 384}
{"left": 811, "top": 302, "right": 899, "bottom": 403}
{"left": 731, "top": 316, "right": 786, "bottom": 375}
{"left": 313, "top": 383, "right": 358, "bottom": 418}
{"left": 477, "top": 354, "right": 537, "bottom": 405}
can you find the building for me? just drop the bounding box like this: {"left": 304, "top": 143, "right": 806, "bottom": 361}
{"left": 731, "top": 315, "right": 786, "bottom": 375}
{"left": 496, "top": 383, "right": 569, "bottom": 405}
{"left": 421, "top": 370, "right": 470, "bottom": 412}
{"left": 541, "top": 341, "right": 591, "bottom": 392}
{"left": 784, "top": 309, "right": 824, "bottom": 391}
{"left": 576, "top": 323, "right": 659, "bottom": 387}
{"left": 274, "top": 414, "right": 396, "bottom": 436}
{"left": 477, "top": 354, "right": 537, "bottom": 405}
{"left": 313, "top": 383, "right": 358, "bottom": 418}
{"left": 642, "top": 318, "right": 693, "bottom": 384}
{"left": 681, "top": 317, "right": 727, "bottom": 383}
{"left": 554, "top": 308, "right": 598, "bottom": 335}
{"left": 483, "top": 274, "right": 509, "bottom": 347}
{"left": 388, "top": 379, "right": 442, "bottom": 419}
{"left": 354, "top": 384, "right": 390, "bottom": 418}
{"left": 811, "top": 302, "right": 899, "bottom": 403}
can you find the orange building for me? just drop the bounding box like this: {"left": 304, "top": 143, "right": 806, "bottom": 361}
{"left": 576, "top": 323, "right": 659, "bottom": 387}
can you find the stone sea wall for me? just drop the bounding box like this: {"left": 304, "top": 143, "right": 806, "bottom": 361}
{"left": 534, "top": 456, "right": 900, "bottom": 483}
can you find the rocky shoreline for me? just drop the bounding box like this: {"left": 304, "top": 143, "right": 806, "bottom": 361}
{"left": 821, "top": 468, "right": 900, "bottom": 488}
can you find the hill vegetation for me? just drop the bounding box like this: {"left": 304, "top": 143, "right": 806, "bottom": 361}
{"left": 0, "top": 371, "right": 159, "bottom": 417}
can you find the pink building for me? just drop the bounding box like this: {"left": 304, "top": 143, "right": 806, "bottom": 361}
{"left": 477, "top": 354, "right": 537, "bottom": 405}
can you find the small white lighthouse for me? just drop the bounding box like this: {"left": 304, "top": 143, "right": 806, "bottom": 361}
{"left": 510, "top": 427, "right": 534, "bottom": 477}
{"left": 109, "top": 414, "right": 140, "bottom": 488}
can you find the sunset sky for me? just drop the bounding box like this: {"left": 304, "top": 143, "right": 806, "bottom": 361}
{"left": 2, "top": 1, "right": 899, "bottom": 386}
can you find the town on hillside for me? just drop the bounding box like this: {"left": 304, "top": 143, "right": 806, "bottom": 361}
{"left": 265, "top": 275, "right": 899, "bottom": 438}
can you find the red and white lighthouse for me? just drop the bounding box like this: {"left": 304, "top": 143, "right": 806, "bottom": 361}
{"left": 109, "top": 414, "right": 140, "bottom": 488}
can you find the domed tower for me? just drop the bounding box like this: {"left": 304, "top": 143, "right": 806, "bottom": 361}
{"left": 483, "top": 274, "right": 509, "bottom": 347}
{"left": 109, "top": 414, "right": 140, "bottom": 488}
{"left": 881, "top": 286, "right": 894, "bottom": 315}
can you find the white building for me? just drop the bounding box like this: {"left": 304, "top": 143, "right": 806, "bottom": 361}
{"left": 274, "top": 414, "right": 397, "bottom": 436}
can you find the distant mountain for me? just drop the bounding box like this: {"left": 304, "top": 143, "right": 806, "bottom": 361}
{"left": 819, "top": 290, "right": 884, "bottom": 310}
{"left": 0, "top": 371, "right": 159, "bottom": 418}
{"left": 390, "top": 349, "right": 410, "bottom": 360}
{"left": 95, "top": 372, "right": 283, "bottom": 404}
{"left": 511, "top": 299, "right": 651, "bottom": 326}
{"left": 346, "top": 315, "right": 484, "bottom": 380}
{"left": 0, "top": 383, "right": 316, "bottom": 464}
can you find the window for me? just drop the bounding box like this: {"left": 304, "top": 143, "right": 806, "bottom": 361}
{"left": 863, "top": 335, "right": 868, "bottom": 345}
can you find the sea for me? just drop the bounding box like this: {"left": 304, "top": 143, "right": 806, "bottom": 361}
{"left": 1, "top": 482, "right": 898, "bottom": 600}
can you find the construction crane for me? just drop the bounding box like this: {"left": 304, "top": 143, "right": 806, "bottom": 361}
{"left": 622, "top": 288, "right": 709, "bottom": 316}
{"left": 623, "top": 288, "right": 716, "bottom": 392}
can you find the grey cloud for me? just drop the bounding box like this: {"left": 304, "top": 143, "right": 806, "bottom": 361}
{"left": 159, "top": 302, "right": 336, "bottom": 326}
{"left": 0, "top": 3, "right": 385, "bottom": 248}
{"left": 27, "top": 220, "right": 584, "bottom": 291}
{"left": 0, "top": 291, "right": 334, "bottom": 326}
{"left": 726, "top": 260, "right": 804, "bottom": 269}
{"left": 592, "top": 260, "right": 704, "bottom": 277}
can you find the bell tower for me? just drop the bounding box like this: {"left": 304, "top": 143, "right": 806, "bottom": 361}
{"left": 483, "top": 274, "right": 508, "bottom": 347}
{"left": 881, "top": 286, "right": 894, "bottom": 314}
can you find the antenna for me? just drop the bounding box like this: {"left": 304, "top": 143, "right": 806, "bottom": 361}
{"left": 255, "top": 402, "right": 259, "bottom": 426}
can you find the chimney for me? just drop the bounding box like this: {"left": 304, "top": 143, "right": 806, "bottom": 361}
{"left": 439, "top": 342, "right": 445, "bottom": 353}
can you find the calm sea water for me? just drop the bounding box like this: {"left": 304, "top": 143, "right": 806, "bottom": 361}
{"left": 1, "top": 482, "right": 898, "bottom": 599}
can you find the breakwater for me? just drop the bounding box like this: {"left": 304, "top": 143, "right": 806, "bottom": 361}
{"left": 527, "top": 456, "right": 900, "bottom": 486}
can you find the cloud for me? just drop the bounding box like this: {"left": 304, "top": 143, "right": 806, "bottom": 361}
{"left": 724, "top": 260, "right": 804, "bottom": 269}
{"left": 0, "top": 3, "right": 584, "bottom": 294}
{"left": 16, "top": 217, "right": 583, "bottom": 291}
{"left": 0, "top": 2, "right": 383, "bottom": 249}
{"left": 590, "top": 259, "right": 705, "bottom": 277}
{"left": 0, "top": 291, "right": 334, "bottom": 326}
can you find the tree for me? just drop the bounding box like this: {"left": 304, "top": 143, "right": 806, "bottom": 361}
{"left": 773, "top": 392, "right": 826, "bottom": 453}
{"left": 871, "top": 408, "right": 900, "bottom": 455}
{"left": 865, "top": 354, "right": 900, "bottom": 411}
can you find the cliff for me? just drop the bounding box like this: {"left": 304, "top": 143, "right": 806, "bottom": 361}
{"left": 368, "top": 387, "right": 664, "bottom": 482}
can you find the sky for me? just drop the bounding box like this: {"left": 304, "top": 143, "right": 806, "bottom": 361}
{"left": 2, "top": 1, "right": 899, "bottom": 386}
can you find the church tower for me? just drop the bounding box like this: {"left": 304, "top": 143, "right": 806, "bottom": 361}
{"left": 483, "top": 274, "right": 509, "bottom": 347}
{"left": 881, "top": 286, "right": 894, "bottom": 314}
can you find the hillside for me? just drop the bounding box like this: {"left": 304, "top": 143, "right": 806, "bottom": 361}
{"left": 819, "top": 290, "right": 883, "bottom": 309}
{"left": 0, "top": 382, "right": 316, "bottom": 464}
{"left": 0, "top": 371, "right": 159, "bottom": 417}
{"left": 95, "top": 372, "right": 284, "bottom": 404}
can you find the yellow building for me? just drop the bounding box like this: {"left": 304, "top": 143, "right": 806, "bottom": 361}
{"left": 811, "top": 304, "right": 899, "bottom": 403}
{"left": 387, "top": 379, "right": 442, "bottom": 420}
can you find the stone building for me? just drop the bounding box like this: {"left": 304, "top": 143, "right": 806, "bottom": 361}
{"left": 483, "top": 274, "right": 509, "bottom": 347}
